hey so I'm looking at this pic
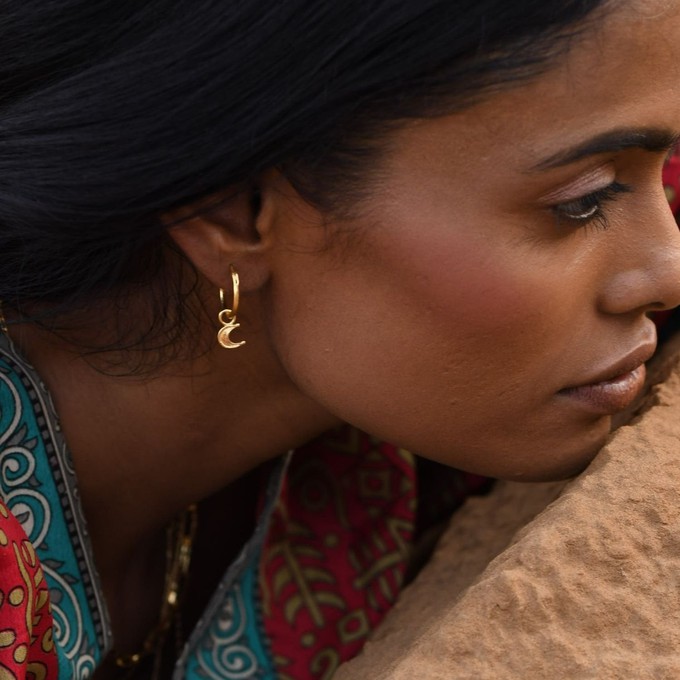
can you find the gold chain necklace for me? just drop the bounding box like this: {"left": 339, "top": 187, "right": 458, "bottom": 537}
{"left": 0, "top": 304, "right": 198, "bottom": 676}
{"left": 114, "top": 504, "right": 198, "bottom": 679}
{"left": 0, "top": 304, "right": 198, "bottom": 675}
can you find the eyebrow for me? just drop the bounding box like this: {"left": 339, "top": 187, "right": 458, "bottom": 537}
{"left": 530, "top": 127, "right": 680, "bottom": 172}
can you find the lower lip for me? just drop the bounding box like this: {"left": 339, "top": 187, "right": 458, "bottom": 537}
{"left": 558, "top": 364, "right": 646, "bottom": 416}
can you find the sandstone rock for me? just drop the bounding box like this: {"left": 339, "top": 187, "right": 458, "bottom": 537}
{"left": 334, "top": 339, "right": 680, "bottom": 680}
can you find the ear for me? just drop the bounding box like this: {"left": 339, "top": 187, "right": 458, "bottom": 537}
{"left": 166, "top": 180, "right": 275, "bottom": 292}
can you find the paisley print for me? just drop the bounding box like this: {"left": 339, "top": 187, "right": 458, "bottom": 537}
{"left": 0, "top": 335, "right": 111, "bottom": 677}
{"left": 0, "top": 331, "right": 489, "bottom": 679}
{"left": 184, "top": 567, "right": 273, "bottom": 680}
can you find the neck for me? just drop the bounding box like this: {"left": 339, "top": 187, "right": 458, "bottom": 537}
{"left": 8, "top": 318, "right": 337, "bottom": 579}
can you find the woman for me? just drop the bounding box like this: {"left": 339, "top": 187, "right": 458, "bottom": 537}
{"left": 1, "top": 1, "right": 680, "bottom": 678}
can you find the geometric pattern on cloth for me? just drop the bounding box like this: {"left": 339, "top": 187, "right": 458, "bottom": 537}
{"left": 0, "top": 334, "right": 492, "bottom": 680}
{"left": 178, "top": 427, "right": 490, "bottom": 680}
{"left": 0, "top": 335, "right": 111, "bottom": 678}
{"left": 260, "top": 427, "right": 417, "bottom": 680}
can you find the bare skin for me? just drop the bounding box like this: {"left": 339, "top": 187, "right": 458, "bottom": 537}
{"left": 11, "top": 313, "right": 339, "bottom": 665}
{"left": 9, "top": 0, "right": 680, "bottom": 672}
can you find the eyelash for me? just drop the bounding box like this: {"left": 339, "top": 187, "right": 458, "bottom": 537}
{"left": 552, "top": 181, "right": 632, "bottom": 230}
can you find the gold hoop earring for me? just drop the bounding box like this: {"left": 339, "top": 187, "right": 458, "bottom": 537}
{"left": 217, "top": 265, "right": 246, "bottom": 349}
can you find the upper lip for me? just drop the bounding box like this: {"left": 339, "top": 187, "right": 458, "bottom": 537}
{"left": 564, "top": 341, "right": 657, "bottom": 390}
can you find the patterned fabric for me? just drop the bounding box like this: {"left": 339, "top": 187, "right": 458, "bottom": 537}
{"left": 656, "top": 153, "right": 680, "bottom": 331}
{"left": 0, "top": 498, "right": 57, "bottom": 680}
{"left": 183, "top": 563, "right": 274, "bottom": 680}
{"left": 663, "top": 149, "right": 680, "bottom": 214}
{"left": 176, "top": 456, "right": 288, "bottom": 680}
{"left": 0, "top": 333, "right": 489, "bottom": 679}
{"left": 0, "top": 335, "right": 111, "bottom": 678}
{"left": 261, "top": 429, "right": 417, "bottom": 680}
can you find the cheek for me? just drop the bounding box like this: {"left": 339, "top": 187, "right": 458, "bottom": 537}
{"left": 423, "top": 246, "right": 536, "bottom": 331}
{"left": 384, "top": 227, "right": 570, "bottom": 370}
{"left": 270, "top": 216, "right": 575, "bottom": 422}
{"left": 265, "top": 209, "right": 607, "bottom": 480}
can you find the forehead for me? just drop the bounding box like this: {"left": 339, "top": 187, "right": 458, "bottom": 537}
{"left": 495, "top": 1, "right": 680, "bottom": 140}
{"left": 379, "top": 1, "right": 680, "bottom": 182}
{"left": 628, "top": 0, "right": 678, "bottom": 17}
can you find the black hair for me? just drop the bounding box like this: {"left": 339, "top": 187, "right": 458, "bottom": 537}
{"left": 0, "top": 0, "right": 611, "bottom": 357}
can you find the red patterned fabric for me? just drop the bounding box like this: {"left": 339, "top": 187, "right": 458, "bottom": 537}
{"left": 663, "top": 150, "right": 680, "bottom": 214}
{"left": 656, "top": 154, "right": 680, "bottom": 329}
{"left": 260, "top": 428, "right": 417, "bottom": 680}
{"left": 0, "top": 500, "right": 58, "bottom": 680}
{"left": 258, "top": 427, "right": 490, "bottom": 680}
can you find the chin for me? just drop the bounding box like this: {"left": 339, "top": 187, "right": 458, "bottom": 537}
{"left": 497, "top": 432, "right": 609, "bottom": 483}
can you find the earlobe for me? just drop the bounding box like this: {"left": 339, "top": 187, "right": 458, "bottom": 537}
{"left": 166, "top": 184, "right": 273, "bottom": 292}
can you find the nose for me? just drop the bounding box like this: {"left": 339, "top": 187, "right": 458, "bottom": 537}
{"left": 597, "top": 199, "right": 680, "bottom": 316}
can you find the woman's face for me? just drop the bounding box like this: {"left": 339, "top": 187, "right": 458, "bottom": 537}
{"left": 264, "top": 1, "right": 680, "bottom": 480}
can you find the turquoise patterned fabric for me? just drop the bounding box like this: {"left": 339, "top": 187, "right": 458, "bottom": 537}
{"left": 0, "top": 336, "right": 111, "bottom": 677}
{"left": 180, "top": 544, "right": 276, "bottom": 679}
{"left": 0, "top": 332, "right": 285, "bottom": 678}
{"left": 176, "top": 458, "right": 287, "bottom": 680}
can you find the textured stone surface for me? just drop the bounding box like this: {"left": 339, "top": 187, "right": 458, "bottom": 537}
{"left": 334, "top": 340, "right": 680, "bottom": 680}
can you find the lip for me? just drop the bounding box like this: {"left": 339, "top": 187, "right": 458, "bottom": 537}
{"left": 558, "top": 342, "right": 656, "bottom": 416}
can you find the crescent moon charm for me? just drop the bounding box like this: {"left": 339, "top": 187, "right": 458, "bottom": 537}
{"left": 217, "top": 320, "right": 246, "bottom": 349}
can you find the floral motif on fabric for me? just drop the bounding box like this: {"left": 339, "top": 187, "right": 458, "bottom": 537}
{"left": 0, "top": 330, "right": 492, "bottom": 680}
{"left": 260, "top": 427, "right": 417, "bottom": 680}
{"left": 0, "top": 339, "right": 110, "bottom": 678}
{"left": 0, "top": 498, "right": 58, "bottom": 680}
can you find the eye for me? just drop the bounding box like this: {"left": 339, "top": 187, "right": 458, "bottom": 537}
{"left": 553, "top": 181, "right": 632, "bottom": 229}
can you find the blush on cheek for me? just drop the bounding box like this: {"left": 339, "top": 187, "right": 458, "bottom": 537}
{"left": 409, "top": 241, "right": 551, "bottom": 337}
